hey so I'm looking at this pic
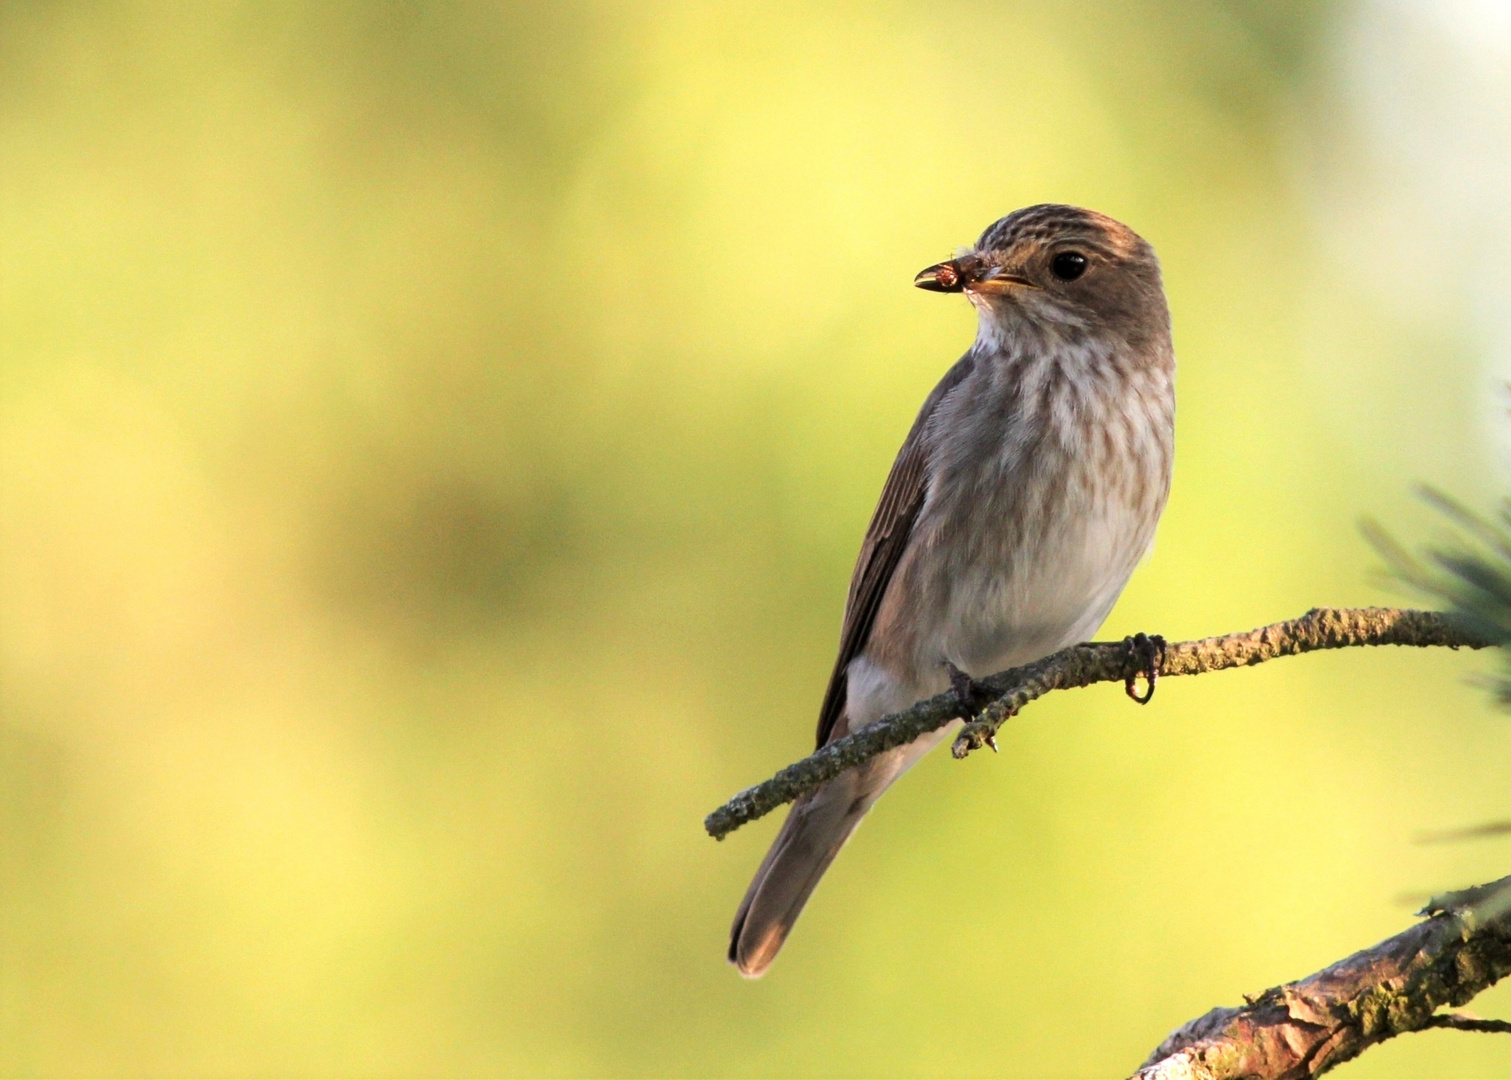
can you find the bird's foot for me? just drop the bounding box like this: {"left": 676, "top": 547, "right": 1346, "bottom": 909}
{"left": 945, "top": 661, "right": 994, "bottom": 721}
{"left": 952, "top": 713, "right": 1010, "bottom": 758}
{"left": 1122, "top": 632, "right": 1167, "bottom": 704}
{"left": 945, "top": 661, "right": 1006, "bottom": 757}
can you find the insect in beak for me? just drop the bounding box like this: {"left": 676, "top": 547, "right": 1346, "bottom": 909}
{"left": 914, "top": 258, "right": 1037, "bottom": 294}
{"left": 913, "top": 260, "right": 965, "bottom": 292}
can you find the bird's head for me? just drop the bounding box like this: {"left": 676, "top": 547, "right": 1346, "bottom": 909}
{"left": 914, "top": 204, "right": 1169, "bottom": 354}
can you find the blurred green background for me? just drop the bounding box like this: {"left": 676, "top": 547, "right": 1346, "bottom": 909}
{"left": 4, "top": 2, "right": 1511, "bottom": 1075}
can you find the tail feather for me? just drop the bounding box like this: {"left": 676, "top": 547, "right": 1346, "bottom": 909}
{"left": 727, "top": 726, "right": 954, "bottom": 977}
{"left": 728, "top": 776, "right": 868, "bottom": 977}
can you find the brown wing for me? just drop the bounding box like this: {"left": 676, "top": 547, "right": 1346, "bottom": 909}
{"left": 813, "top": 353, "right": 976, "bottom": 748}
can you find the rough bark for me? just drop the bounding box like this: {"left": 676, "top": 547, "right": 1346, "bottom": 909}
{"left": 1135, "top": 874, "right": 1511, "bottom": 1079}
{"left": 705, "top": 608, "right": 1491, "bottom": 840}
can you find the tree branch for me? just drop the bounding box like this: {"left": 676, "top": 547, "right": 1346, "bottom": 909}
{"left": 1135, "top": 873, "right": 1511, "bottom": 1079}
{"left": 705, "top": 608, "right": 1493, "bottom": 840}
{"left": 1423, "top": 1013, "right": 1511, "bottom": 1035}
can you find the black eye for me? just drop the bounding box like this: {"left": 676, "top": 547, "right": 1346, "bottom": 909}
{"left": 1050, "top": 251, "right": 1088, "bottom": 281}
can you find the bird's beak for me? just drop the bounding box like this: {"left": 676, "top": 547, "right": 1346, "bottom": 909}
{"left": 914, "top": 259, "right": 1037, "bottom": 294}
{"left": 968, "top": 270, "right": 1038, "bottom": 294}
{"left": 913, "top": 260, "right": 966, "bottom": 292}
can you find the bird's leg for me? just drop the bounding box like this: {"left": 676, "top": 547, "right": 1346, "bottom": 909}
{"left": 945, "top": 660, "right": 1005, "bottom": 755}
{"left": 945, "top": 660, "right": 994, "bottom": 719}
{"left": 1122, "top": 632, "right": 1166, "bottom": 704}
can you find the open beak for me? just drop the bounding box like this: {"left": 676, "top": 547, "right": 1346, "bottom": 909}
{"left": 913, "top": 260, "right": 967, "bottom": 292}
{"left": 914, "top": 259, "right": 1036, "bottom": 294}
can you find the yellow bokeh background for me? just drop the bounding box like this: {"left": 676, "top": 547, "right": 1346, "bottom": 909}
{"left": 3, "top": 3, "right": 1511, "bottom": 1075}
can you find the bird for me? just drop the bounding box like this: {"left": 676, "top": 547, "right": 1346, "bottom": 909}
{"left": 728, "top": 204, "right": 1176, "bottom": 978}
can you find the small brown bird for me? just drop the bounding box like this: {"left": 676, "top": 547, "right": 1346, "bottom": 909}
{"left": 729, "top": 205, "right": 1175, "bottom": 977}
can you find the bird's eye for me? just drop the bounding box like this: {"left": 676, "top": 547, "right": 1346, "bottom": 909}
{"left": 1050, "top": 251, "right": 1088, "bottom": 281}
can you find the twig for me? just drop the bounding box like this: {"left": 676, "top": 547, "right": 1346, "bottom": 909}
{"left": 1423, "top": 1013, "right": 1511, "bottom": 1035}
{"left": 1135, "top": 873, "right": 1511, "bottom": 1079}
{"left": 705, "top": 608, "right": 1492, "bottom": 840}
{"left": 1417, "top": 820, "right": 1511, "bottom": 844}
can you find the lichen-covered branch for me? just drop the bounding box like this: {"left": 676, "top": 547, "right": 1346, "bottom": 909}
{"left": 1134, "top": 873, "right": 1511, "bottom": 1079}
{"left": 705, "top": 608, "right": 1492, "bottom": 840}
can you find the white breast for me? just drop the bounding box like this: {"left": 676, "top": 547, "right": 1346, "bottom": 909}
{"left": 845, "top": 335, "right": 1173, "bottom": 727}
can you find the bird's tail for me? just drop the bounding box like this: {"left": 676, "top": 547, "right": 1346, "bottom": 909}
{"left": 727, "top": 727, "right": 953, "bottom": 977}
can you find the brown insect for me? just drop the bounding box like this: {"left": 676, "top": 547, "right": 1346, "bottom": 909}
{"left": 913, "top": 257, "right": 968, "bottom": 293}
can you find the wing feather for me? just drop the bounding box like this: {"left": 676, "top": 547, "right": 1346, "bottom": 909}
{"left": 812, "top": 353, "right": 976, "bottom": 747}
